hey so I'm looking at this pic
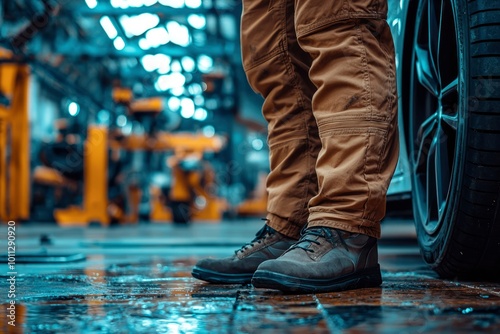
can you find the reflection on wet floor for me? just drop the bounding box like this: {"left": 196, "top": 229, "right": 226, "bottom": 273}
{"left": 1, "top": 220, "right": 499, "bottom": 333}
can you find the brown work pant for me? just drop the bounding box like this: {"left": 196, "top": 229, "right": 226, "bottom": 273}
{"left": 241, "top": 0, "right": 399, "bottom": 238}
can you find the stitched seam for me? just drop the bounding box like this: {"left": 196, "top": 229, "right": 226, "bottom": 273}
{"left": 356, "top": 22, "right": 373, "bottom": 118}
{"left": 316, "top": 115, "right": 388, "bottom": 127}
{"left": 244, "top": 46, "right": 284, "bottom": 71}
{"left": 268, "top": 135, "right": 308, "bottom": 150}
{"left": 318, "top": 127, "right": 387, "bottom": 138}
{"left": 386, "top": 44, "right": 396, "bottom": 123}
{"left": 296, "top": 13, "right": 386, "bottom": 38}
{"left": 360, "top": 133, "right": 371, "bottom": 222}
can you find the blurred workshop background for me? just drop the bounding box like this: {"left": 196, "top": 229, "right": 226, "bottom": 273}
{"left": 0, "top": 0, "right": 273, "bottom": 226}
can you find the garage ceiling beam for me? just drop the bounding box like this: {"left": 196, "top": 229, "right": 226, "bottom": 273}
{"left": 49, "top": 41, "right": 234, "bottom": 58}
{"left": 74, "top": 3, "right": 236, "bottom": 17}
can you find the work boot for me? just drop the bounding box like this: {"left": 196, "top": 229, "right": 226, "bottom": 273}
{"left": 191, "top": 224, "right": 297, "bottom": 284}
{"left": 252, "top": 226, "right": 382, "bottom": 293}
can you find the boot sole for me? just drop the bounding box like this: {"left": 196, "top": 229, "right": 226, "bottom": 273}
{"left": 192, "top": 266, "right": 253, "bottom": 284}
{"left": 251, "top": 265, "right": 382, "bottom": 293}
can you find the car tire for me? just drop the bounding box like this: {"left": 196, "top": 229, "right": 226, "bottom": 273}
{"left": 408, "top": 0, "right": 500, "bottom": 278}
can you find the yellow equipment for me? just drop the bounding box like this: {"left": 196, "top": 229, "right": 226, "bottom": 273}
{"left": 237, "top": 172, "right": 268, "bottom": 217}
{"left": 110, "top": 130, "right": 227, "bottom": 224}
{"left": 54, "top": 125, "right": 110, "bottom": 226}
{"left": 0, "top": 48, "right": 30, "bottom": 222}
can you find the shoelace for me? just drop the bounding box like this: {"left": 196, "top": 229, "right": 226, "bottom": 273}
{"left": 289, "top": 227, "right": 349, "bottom": 253}
{"left": 235, "top": 221, "right": 274, "bottom": 255}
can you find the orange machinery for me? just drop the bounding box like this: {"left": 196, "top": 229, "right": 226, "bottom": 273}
{"left": 53, "top": 125, "right": 110, "bottom": 226}
{"left": 51, "top": 92, "right": 226, "bottom": 226}
{"left": 109, "top": 95, "right": 227, "bottom": 224}
{"left": 0, "top": 48, "right": 30, "bottom": 222}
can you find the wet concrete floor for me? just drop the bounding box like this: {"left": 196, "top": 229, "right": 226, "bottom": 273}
{"left": 1, "top": 219, "right": 500, "bottom": 333}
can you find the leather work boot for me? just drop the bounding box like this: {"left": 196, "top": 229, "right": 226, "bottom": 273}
{"left": 191, "top": 225, "right": 297, "bottom": 284}
{"left": 252, "top": 227, "right": 382, "bottom": 293}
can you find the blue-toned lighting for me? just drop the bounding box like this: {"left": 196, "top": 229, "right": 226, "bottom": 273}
{"left": 181, "top": 56, "right": 196, "bottom": 72}
{"left": 85, "top": 0, "right": 98, "bottom": 9}
{"left": 113, "top": 37, "right": 126, "bottom": 50}
{"left": 193, "top": 108, "right": 208, "bottom": 121}
{"left": 68, "top": 102, "right": 80, "bottom": 116}
{"left": 119, "top": 14, "right": 160, "bottom": 37}
{"left": 166, "top": 21, "right": 190, "bottom": 47}
{"left": 168, "top": 97, "right": 181, "bottom": 111}
{"left": 180, "top": 98, "right": 195, "bottom": 118}
{"left": 116, "top": 114, "right": 128, "bottom": 127}
{"left": 187, "top": 14, "right": 206, "bottom": 29}
{"left": 185, "top": 0, "right": 202, "bottom": 9}
{"left": 202, "top": 125, "right": 215, "bottom": 137}
{"left": 158, "top": 0, "right": 184, "bottom": 8}
{"left": 145, "top": 27, "right": 170, "bottom": 48}
{"left": 197, "top": 55, "right": 214, "bottom": 73}
{"left": 99, "top": 16, "right": 118, "bottom": 39}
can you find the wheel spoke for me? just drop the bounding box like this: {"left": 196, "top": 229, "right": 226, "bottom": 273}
{"left": 441, "top": 113, "right": 458, "bottom": 130}
{"left": 425, "top": 132, "right": 438, "bottom": 226}
{"left": 441, "top": 77, "right": 458, "bottom": 98}
{"left": 427, "top": 0, "right": 442, "bottom": 89}
{"left": 436, "top": 0, "right": 445, "bottom": 85}
{"left": 441, "top": 78, "right": 459, "bottom": 130}
{"left": 434, "top": 125, "right": 450, "bottom": 217}
{"left": 415, "top": 45, "right": 440, "bottom": 96}
{"left": 415, "top": 112, "right": 439, "bottom": 173}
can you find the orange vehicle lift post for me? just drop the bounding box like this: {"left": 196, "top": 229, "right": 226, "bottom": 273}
{"left": 0, "top": 49, "right": 31, "bottom": 222}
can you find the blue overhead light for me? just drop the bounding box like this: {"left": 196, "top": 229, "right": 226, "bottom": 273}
{"left": 202, "top": 125, "right": 215, "bottom": 138}
{"left": 170, "top": 87, "right": 185, "bottom": 96}
{"left": 100, "top": 16, "right": 118, "bottom": 39}
{"left": 180, "top": 98, "right": 195, "bottom": 118}
{"left": 113, "top": 37, "right": 126, "bottom": 50}
{"left": 168, "top": 97, "right": 181, "bottom": 111}
{"left": 158, "top": 0, "right": 184, "bottom": 8}
{"left": 85, "top": 0, "right": 98, "bottom": 9}
{"left": 166, "top": 21, "right": 190, "bottom": 47}
{"left": 141, "top": 54, "right": 171, "bottom": 72}
{"left": 251, "top": 138, "right": 264, "bottom": 151}
{"left": 193, "top": 108, "right": 208, "bottom": 121}
{"left": 193, "top": 94, "right": 204, "bottom": 106}
{"left": 116, "top": 115, "right": 128, "bottom": 127}
{"left": 185, "top": 0, "right": 202, "bottom": 9}
{"left": 156, "top": 72, "right": 185, "bottom": 92}
{"left": 197, "top": 55, "right": 214, "bottom": 73}
{"left": 119, "top": 14, "right": 160, "bottom": 37}
{"left": 187, "top": 14, "right": 206, "bottom": 29}
{"left": 171, "top": 60, "right": 182, "bottom": 72}
{"left": 68, "top": 102, "right": 80, "bottom": 117}
{"left": 145, "top": 27, "right": 170, "bottom": 48}
{"left": 97, "top": 110, "right": 110, "bottom": 125}
{"left": 181, "top": 56, "right": 196, "bottom": 72}
{"left": 139, "top": 38, "right": 151, "bottom": 50}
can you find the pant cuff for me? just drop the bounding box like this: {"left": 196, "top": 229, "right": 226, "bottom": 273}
{"left": 308, "top": 211, "right": 381, "bottom": 239}
{"left": 266, "top": 213, "right": 304, "bottom": 239}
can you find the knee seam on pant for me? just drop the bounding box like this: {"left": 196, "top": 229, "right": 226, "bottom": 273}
{"left": 317, "top": 127, "right": 387, "bottom": 139}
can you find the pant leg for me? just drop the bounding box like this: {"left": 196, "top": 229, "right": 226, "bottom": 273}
{"left": 241, "top": 0, "right": 321, "bottom": 238}
{"left": 295, "top": 0, "right": 399, "bottom": 238}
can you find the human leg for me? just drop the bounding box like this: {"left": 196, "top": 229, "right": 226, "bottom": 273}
{"left": 252, "top": 0, "right": 399, "bottom": 292}
{"left": 192, "top": 0, "right": 321, "bottom": 284}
